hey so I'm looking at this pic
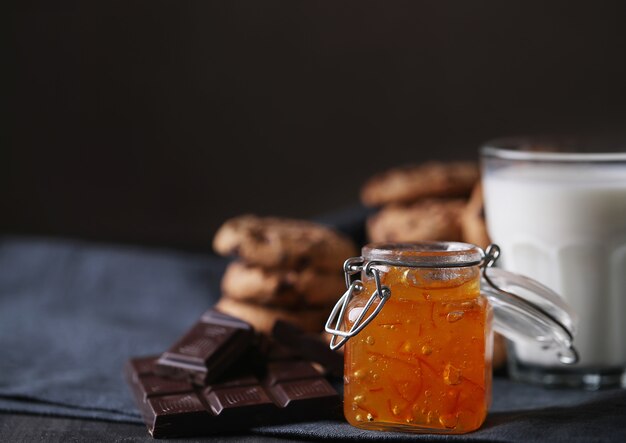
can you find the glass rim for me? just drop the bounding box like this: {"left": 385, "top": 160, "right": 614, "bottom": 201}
{"left": 482, "top": 136, "right": 626, "bottom": 163}
{"left": 362, "top": 241, "right": 483, "bottom": 268}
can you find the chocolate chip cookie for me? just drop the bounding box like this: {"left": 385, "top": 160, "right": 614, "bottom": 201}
{"left": 366, "top": 199, "right": 466, "bottom": 243}
{"left": 361, "top": 161, "right": 479, "bottom": 207}
{"left": 213, "top": 215, "right": 357, "bottom": 271}
{"left": 221, "top": 261, "right": 346, "bottom": 308}
{"left": 460, "top": 182, "right": 491, "bottom": 249}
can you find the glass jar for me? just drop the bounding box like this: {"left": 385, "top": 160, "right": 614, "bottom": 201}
{"left": 326, "top": 241, "right": 578, "bottom": 434}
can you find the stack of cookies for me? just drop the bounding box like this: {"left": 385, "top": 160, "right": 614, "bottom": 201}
{"left": 212, "top": 215, "right": 357, "bottom": 335}
{"left": 361, "top": 161, "right": 489, "bottom": 248}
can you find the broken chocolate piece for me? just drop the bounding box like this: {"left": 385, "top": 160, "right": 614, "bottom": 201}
{"left": 156, "top": 310, "right": 254, "bottom": 385}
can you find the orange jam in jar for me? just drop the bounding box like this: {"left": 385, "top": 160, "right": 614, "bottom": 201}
{"left": 342, "top": 243, "right": 492, "bottom": 433}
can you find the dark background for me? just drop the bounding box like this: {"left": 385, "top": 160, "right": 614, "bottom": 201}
{"left": 6, "top": 0, "right": 626, "bottom": 250}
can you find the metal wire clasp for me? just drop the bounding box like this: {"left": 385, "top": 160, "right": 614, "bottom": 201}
{"left": 324, "top": 257, "right": 391, "bottom": 350}
{"left": 481, "top": 244, "right": 501, "bottom": 269}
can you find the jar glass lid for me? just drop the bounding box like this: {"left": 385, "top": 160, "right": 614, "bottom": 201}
{"left": 481, "top": 266, "right": 578, "bottom": 364}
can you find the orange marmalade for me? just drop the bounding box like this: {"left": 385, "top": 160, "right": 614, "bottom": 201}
{"left": 342, "top": 243, "right": 492, "bottom": 433}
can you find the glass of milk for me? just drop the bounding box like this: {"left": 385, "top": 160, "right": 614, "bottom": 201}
{"left": 482, "top": 137, "right": 626, "bottom": 388}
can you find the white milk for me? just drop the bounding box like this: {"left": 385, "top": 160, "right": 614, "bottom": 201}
{"left": 484, "top": 164, "right": 626, "bottom": 368}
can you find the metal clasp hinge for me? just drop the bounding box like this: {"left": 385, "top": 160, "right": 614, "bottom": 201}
{"left": 324, "top": 257, "right": 391, "bottom": 350}
{"left": 481, "top": 243, "right": 501, "bottom": 269}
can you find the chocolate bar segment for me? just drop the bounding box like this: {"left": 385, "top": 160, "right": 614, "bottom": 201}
{"left": 267, "top": 363, "right": 341, "bottom": 421}
{"left": 205, "top": 384, "right": 275, "bottom": 418}
{"left": 137, "top": 376, "right": 192, "bottom": 399}
{"left": 146, "top": 393, "right": 210, "bottom": 434}
{"left": 265, "top": 360, "right": 321, "bottom": 386}
{"left": 125, "top": 356, "right": 340, "bottom": 438}
{"left": 269, "top": 378, "right": 339, "bottom": 409}
{"left": 156, "top": 310, "right": 253, "bottom": 385}
{"left": 272, "top": 321, "right": 343, "bottom": 377}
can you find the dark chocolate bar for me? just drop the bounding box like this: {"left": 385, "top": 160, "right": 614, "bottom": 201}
{"left": 156, "top": 310, "right": 254, "bottom": 385}
{"left": 125, "top": 356, "right": 340, "bottom": 438}
{"left": 272, "top": 321, "right": 343, "bottom": 378}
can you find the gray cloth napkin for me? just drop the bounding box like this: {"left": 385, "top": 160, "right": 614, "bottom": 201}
{"left": 0, "top": 233, "right": 625, "bottom": 442}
